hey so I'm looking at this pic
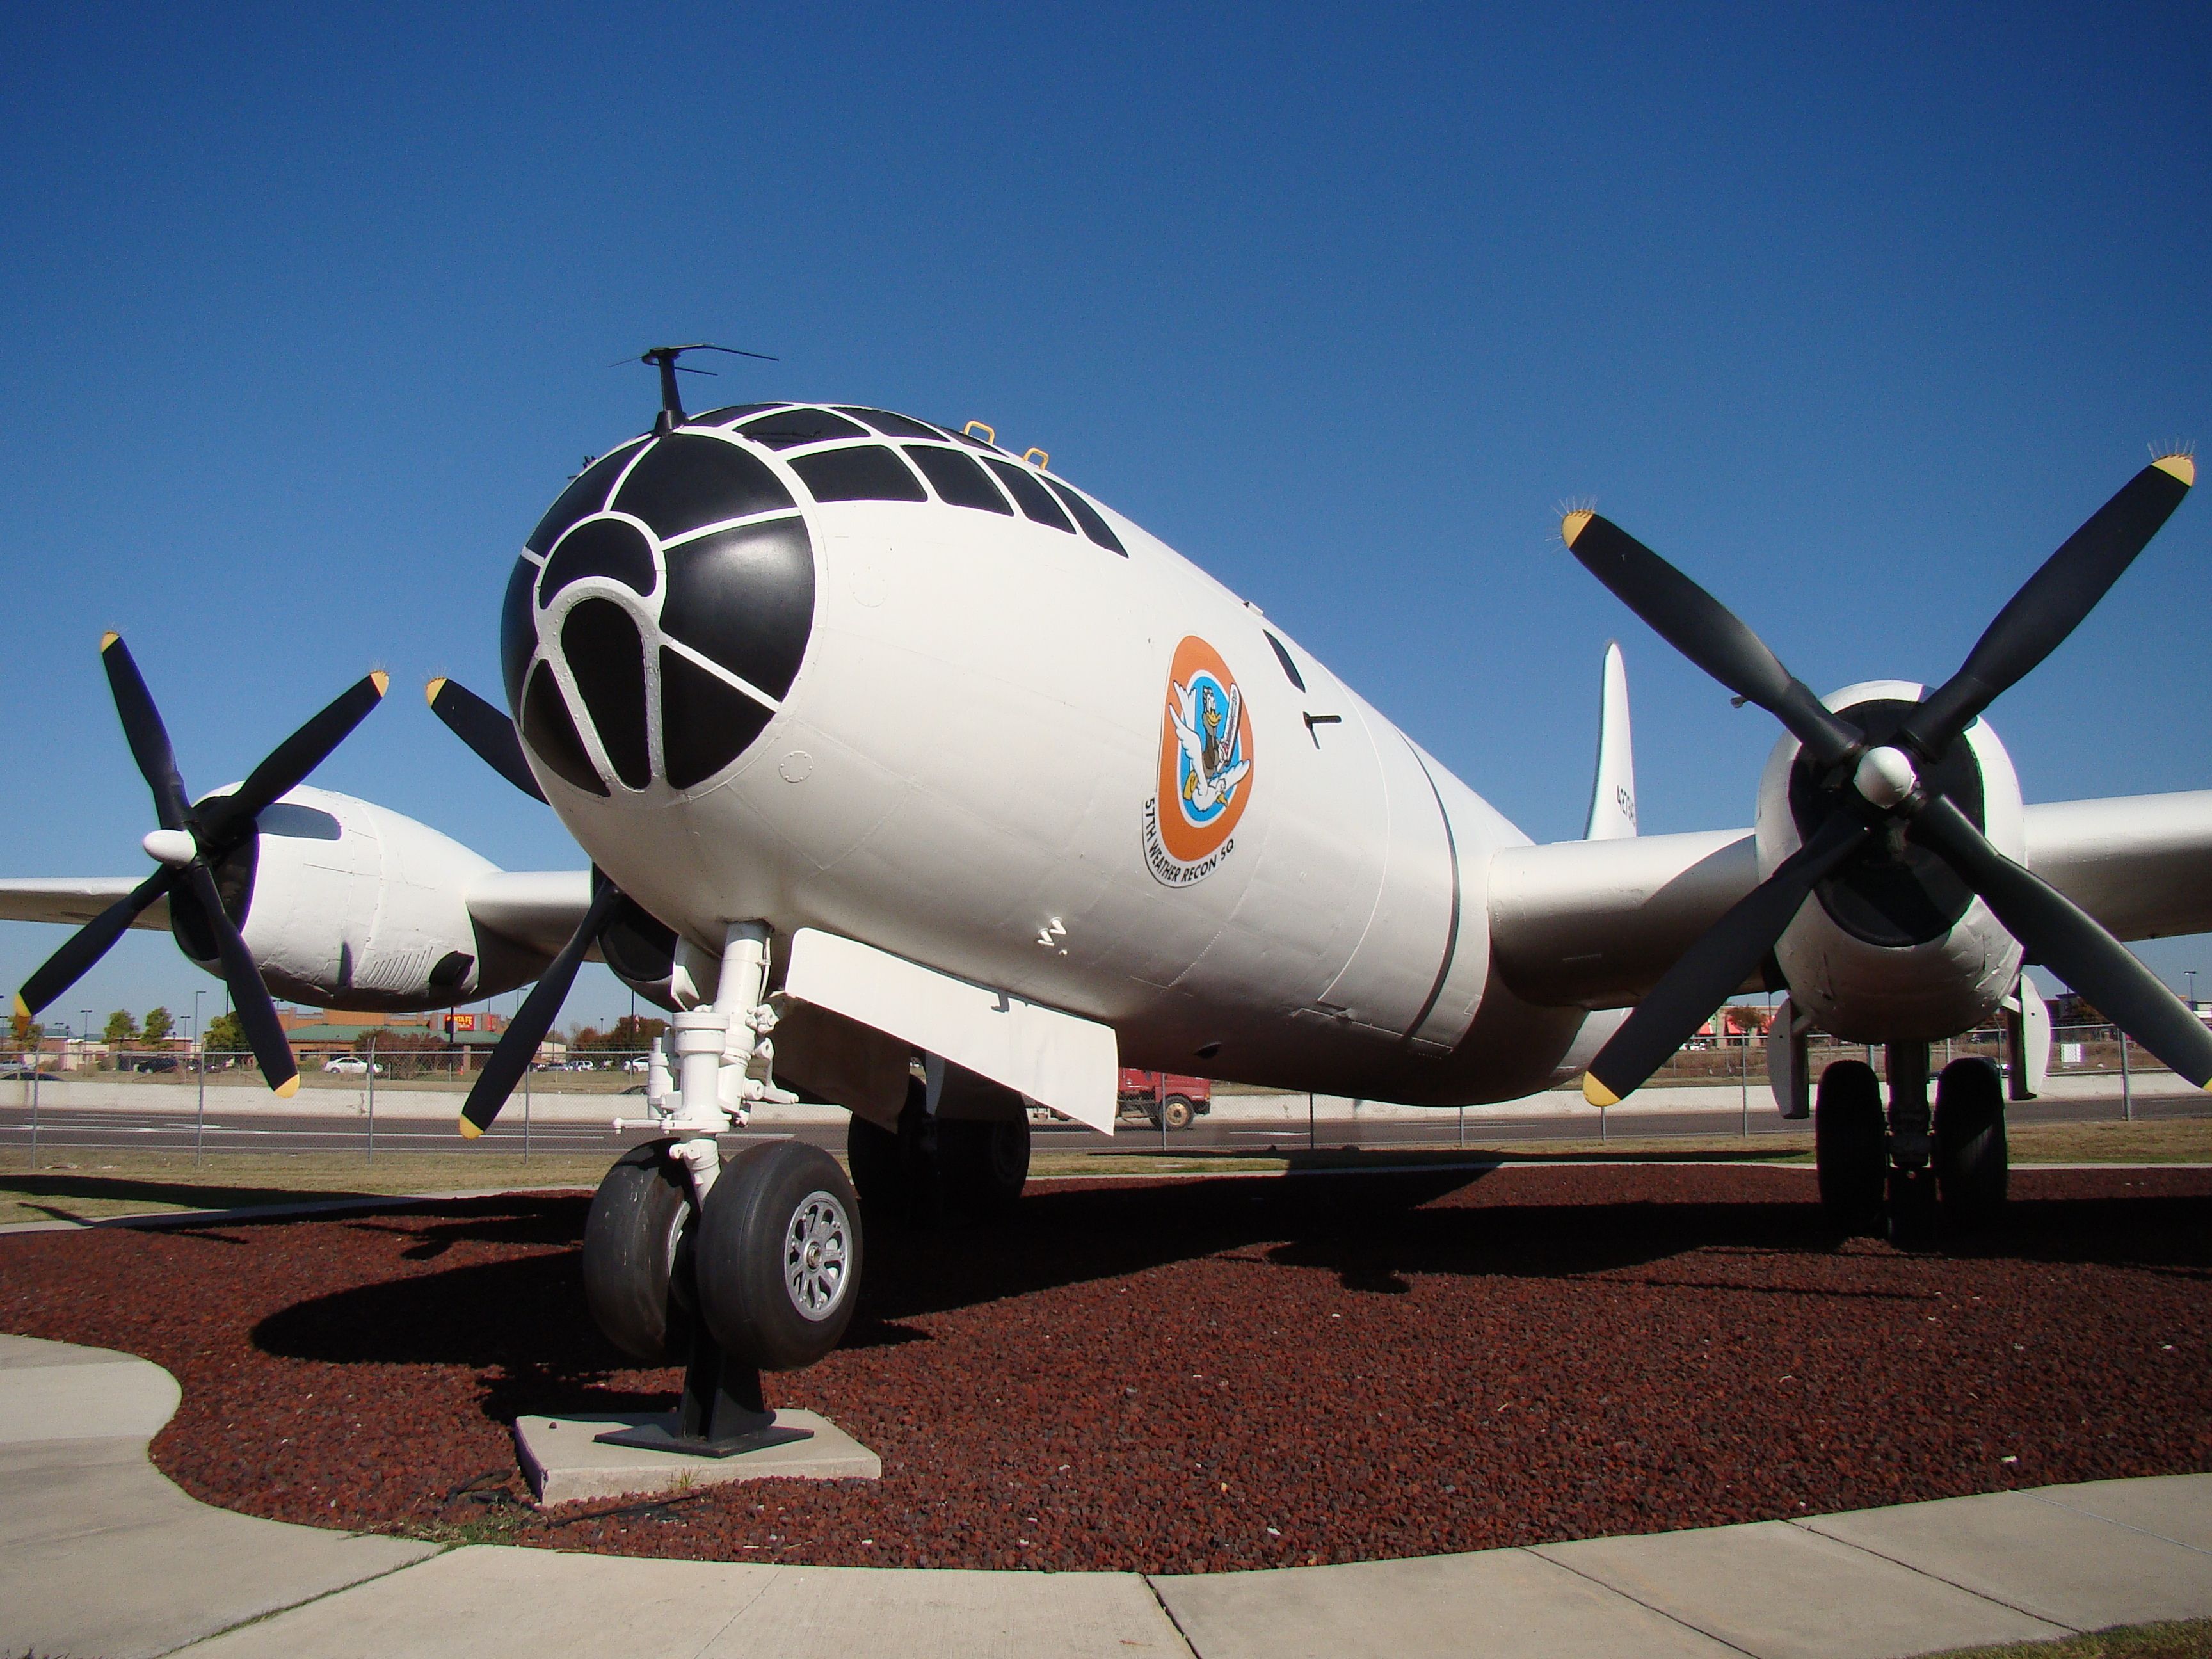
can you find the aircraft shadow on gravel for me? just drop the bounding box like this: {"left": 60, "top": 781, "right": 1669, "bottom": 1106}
{"left": 247, "top": 1172, "right": 2211, "bottom": 1425}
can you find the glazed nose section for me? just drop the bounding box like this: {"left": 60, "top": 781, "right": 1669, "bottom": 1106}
{"left": 501, "top": 431, "right": 816, "bottom": 797}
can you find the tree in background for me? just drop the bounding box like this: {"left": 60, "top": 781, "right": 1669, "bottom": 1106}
{"left": 142, "top": 1007, "right": 174, "bottom": 1045}
{"left": 355, "top": 1027, "right": 447, "bottom": 1078}
{"left": 571, "top": 1015, "right": 668, "bottom": 1053}
{"left": 604, "top": 1014, "right": 667, "bottom": 1052}
{"left": 104, "top": 1009, "right": 140, "bottom": 1048}
{"left": 204, "top": 1011, "right": 249, "bottom": 1057}
{"left": 9, "top": 1011, "right": 42, "bottom": 1054}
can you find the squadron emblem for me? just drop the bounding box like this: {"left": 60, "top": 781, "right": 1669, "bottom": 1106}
{"left": 1142, "top": 636, "right": 1254, "bottom": 886}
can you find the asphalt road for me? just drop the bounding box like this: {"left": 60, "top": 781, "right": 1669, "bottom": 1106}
{"left": 1, "top": 1087, "right": 2201, "bottom": 1162}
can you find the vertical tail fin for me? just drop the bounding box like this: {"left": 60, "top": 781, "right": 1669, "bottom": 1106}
{"left": 1584, "top": 641, "right": 1637, "bottom": 840}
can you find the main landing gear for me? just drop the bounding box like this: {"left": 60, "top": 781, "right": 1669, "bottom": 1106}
{"left": 846, "top": 1077, "right": 1031, "bottom": 1228}
{"left": 1814, "top": 1041, "right": 2008, "bottom": 1248}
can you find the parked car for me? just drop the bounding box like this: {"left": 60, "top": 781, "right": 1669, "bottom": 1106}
{"left": 123, "top": 1055, "right": 179, "bottom": 1074}
{"left": 322, "top": 1055, "right": 385, "bottom": 1075}
{"left": 1116, "top": 1069, "right": 1213, "bottom": 1130}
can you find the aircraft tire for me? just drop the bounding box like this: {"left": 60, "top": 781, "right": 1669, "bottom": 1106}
{"left": 1815, "top": 1061, "right": 1886, "bottom": 1233}
{"left": 1935, "top": 1057, "right": 2007, "bottom": 1226}
{"left": 941, "top": 1115, "right": 1030, "bottom": 1217}
{"left": 581, "top": 1140, "right": 696, "bottom": 1366}
{"left": 696, "top": 1140, "right": 863, "bottom": 1372}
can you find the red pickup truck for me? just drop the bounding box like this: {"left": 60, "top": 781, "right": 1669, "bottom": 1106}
{"left": 1117, "top": 1069, "right": 1213, "bottom": 1131}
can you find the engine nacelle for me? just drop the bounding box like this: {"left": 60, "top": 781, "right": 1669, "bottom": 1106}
{"left": 1756, "top": 680, "right": 2026, "bottom": 1043}
{"left": 178, "top": 785, "right": 523, "bottom": 1012}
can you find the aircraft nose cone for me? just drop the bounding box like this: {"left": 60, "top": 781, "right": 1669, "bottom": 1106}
{"left": 502, "top": 430, "right": 817, "bottom": 797}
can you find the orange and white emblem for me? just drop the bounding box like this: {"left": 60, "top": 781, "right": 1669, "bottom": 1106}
{"left": 1141, "top": 636, "right": 1253, "bottom": 886}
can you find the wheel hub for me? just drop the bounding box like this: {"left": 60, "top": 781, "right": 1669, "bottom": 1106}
{"left": 783, "top": 1190, "right": 851, "bottom": 1321}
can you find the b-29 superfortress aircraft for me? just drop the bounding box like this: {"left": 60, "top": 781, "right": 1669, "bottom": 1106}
{"left": 6, "top": 355, "right": 2207, "bottom": 1448}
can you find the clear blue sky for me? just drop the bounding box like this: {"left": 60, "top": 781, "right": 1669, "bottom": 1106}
{"left": 3, "top": 2, "right": 2208, "bottom": 1034}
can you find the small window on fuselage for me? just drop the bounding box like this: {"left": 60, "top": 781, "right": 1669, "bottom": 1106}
{"left": 789, "top": 445, "right": 929, "bottom": 503}
{"left": 985, "top": 459, "right": 1075, "bottom": 533}
{"left": 904, "top": 445, "right": 1013, "bottom": 513}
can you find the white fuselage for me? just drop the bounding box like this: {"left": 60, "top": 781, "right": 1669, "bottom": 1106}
{"left": 520, "top": 417, "right": 1592, "bottom": 1106}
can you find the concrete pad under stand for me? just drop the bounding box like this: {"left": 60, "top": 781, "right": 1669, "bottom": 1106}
{"left": 514, "top": 1409, "right": 879, "bottom": 1505}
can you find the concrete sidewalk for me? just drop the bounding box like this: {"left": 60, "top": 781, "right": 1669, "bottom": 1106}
{"left": 2, "top": 1333, "right": 2206, "bottom": 1659}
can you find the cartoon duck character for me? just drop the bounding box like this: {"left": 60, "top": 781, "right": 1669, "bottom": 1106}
{"left": 1170, "top": 677, "right": 1250, "bottom": 814}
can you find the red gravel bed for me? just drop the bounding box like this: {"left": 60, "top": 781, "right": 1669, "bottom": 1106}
{"left": 3, "top": 1162, "right": 2208, "bottom": 1574}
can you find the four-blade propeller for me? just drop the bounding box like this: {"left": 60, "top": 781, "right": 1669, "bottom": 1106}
{"left": 15, "top": 636, "right": 389, "bottom": 1096}
{"left": 1566, "top": 453, "right": 2208, "bottom": 1106}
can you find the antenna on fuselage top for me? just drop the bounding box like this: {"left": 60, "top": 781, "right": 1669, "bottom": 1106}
{"left": 615, "top": 343, "right": 779, "bottom": 432}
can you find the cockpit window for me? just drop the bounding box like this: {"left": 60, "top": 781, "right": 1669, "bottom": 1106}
{"left": 1264, "top": 630, "right": 1307, "bottom": 691}
{"left": 739, "top": 407, "right": 870, "bottom": 449}
{"left": 985, "top": 459, "right": 1075, "bottom": 533}
{"left": 525, "top": 440, "right": 647, "bottom": 555}
{"left": 611, "top": 435, "right": 794, "bottom": 538}
{"left": 1043, "top": 478, "right": 1126, "bottom": 555}
{"left": 903, "top": 445, "right": 1013, "bottom": 513}
{"left": 836, "top": 406, "right": 952, "bottom": 442}
{"left": 539, "top": 517, "right": 659, "bottom": 607}
{"left": 685, "top": 403, "right": 778, "bottom": 427}
{"left": 789, "top": 445, "right": 929, "bottom": 504}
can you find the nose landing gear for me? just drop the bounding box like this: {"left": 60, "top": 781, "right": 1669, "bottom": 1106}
{"left": 584, "top": 1135, "right": 862, "bottom": 1457}
{"left": 1813, "top": 1041, "right": 2009, "bottom": 1248}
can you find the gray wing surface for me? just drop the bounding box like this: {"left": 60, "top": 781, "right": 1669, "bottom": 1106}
{"left": 1487, "top": 789, "right": 2212, "bottom": 1011}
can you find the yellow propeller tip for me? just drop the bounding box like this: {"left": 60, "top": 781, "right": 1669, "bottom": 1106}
{"left": 424, "top": 677, "right": 447, "bottom": 707}
{"left": 369, "top": 670, "right": 390, "bottom": 697}
{"left": 1583, "top": 1074, "right": 1621, "bottom": 1108}
{"left": 274, "top": 1076, "right": 300, "bottom": 1099}
{"left": 1561, "top": 509, "right": 1595, "bottom": 549}
{"left": 99, "top": 631, "right": 120, "bottom": 651}
{"left": 2153, "top": 453, "right": 2195, "bottom": 488}
{"left": 12, "top": 995, "right": 28, "bottom": 1020}
{"left": 458, "top": 1116, "right": 483, "bottom": 1140}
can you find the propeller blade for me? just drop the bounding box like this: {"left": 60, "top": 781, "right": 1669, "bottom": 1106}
{"left": 1561, "top": 513, "right": 1864, "bottom": 768}
{"left": 100, "top": 634, "right": 192, "bottom": 831}
{"left": 426, "top": 677, "right": 547, "bottom": 802}
{"left": 459, "top": 876, "right": 627, "bottom": 1137}
{"left": 15, "top": 869, "right": 176, "bottom": 1018}
{"left": 1902, "top": 456, "right": 2192, "bottom": 757}
{"left": 198, "top": 671, "right": 390, "bottom": 845}
{"left": 1583, "top": 812, "right": 1871, "bottom": 1105}
{"left": 1910, "top": 794, "right": 2212, "bottom": 1089}
{"left": 177, "top": 860, "right": 298, "bottom": 1095}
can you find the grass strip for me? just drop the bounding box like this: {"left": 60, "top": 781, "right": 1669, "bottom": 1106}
{"left": 1917, "top": 1618, "right": 2212, "bottom": 1658}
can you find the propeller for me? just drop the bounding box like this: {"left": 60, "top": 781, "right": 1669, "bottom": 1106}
{"left": 426, "top": 677, "right": 547, "bottom": 801}
{"left": 1566, "top": 453, "right": 2207, "bottom": 1105}
{"left": 15, "top": 636, "right": 389, "bottom": 1095}
{"left": 458, "top": 872, "right": 627, "bottom": 1137}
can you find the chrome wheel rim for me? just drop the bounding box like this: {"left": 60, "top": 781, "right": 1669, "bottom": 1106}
{"left": 783, "top": 1189, "right": 851, "bottom": 1321}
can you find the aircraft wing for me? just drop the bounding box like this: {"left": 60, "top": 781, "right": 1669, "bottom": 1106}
{"left": 0, "top": 878, "right": 172, "bottom": 931}
{"left": 2020, "top": 790, "right": 2212, "bottom": 941}
{"left": 1488, "top": 789, "right": 2212, "bottom": 1011}
{"left": 464, "top": 870, "right": 596, "bottom": 959}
